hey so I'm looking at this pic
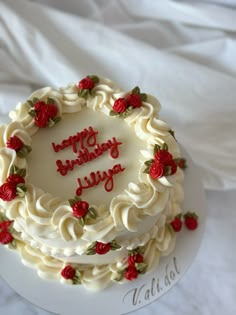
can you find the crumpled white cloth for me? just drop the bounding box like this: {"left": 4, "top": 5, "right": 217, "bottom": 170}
{"left": 0, "top": 0, "right": 235, "bottom": 190}
{"left": 0, "top": 1, "right": 235, "bottom": 315}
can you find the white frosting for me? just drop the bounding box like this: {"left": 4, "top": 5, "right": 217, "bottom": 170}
{"left": 0, "top": 77, "right": 184, "bottom": 290}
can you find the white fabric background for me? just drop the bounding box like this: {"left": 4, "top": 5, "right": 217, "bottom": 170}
{"left": 0, "top": 0, "right": 235, "bottom": 314}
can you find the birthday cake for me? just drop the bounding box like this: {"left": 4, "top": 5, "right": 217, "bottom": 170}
{"left": 0, "top": 75, "right": 187, "bottom": 290}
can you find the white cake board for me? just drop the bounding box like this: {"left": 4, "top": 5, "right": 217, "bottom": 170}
{"left": 0, "top": 148, "right": 206, "bottom": 315}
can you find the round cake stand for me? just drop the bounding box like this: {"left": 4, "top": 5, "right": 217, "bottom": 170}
{"left": 0, "top": 149, "right": 206, "bottom": 315}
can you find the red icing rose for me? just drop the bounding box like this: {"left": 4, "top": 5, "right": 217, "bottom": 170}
{"left": 72, "top": 200, "right": 89, "bottom": 218}
{"left": 0, "top": 230, "right": 13, "bottom": 244}
{"left": 170, "top": 217, "right": 182, "bottom": 232}
{"left": 78, "top": 77, "right": 95, "bottom": 90}
{"left": 155, "top": 150, "right": 173, "bottom": 164}
{"left": 149, "top": 161, "right": 164, "bottom": 179}
{"left": 125, "top": 265, "right": 139, "bottom": 281}
{"left": 185, "top": 217, "right": 198, "bottom": 230}
{"left": 0, "top": 182, "right": 17, "bottom": 201}
{"left": 34, "top": 101, "right": 46, "bottom": 112}
{"left": 127, "top": 253, "right": 144, "bottom": 267}
{"left": 6, "top": 136, "right": 23, "bottom": 151}
{"left": 95, "top": 241, "right": 111, "bottom": 255}
{"left": 7, "top": 174, "right": 25, "bottom": 185}
{"left": 126, "top": 93, "right": 142, "bottom": 108}
{"left": 61, "top": 265, "right": 75, "bottom": 280}
{"left": 45, "top": 104, "right": 58, "bottom": 119}
{"left": 112, "top": 98, "right": 128, "bottom": 113}
{"left": 0, "top": 220, "right": 13, "bottom": 230}
{"left": 34, "top": 110, "right": 49, "bottom": 128}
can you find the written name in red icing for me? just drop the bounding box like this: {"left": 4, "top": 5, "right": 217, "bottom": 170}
{"left": 76, "top": 163, "right": 125, "bottom": 196}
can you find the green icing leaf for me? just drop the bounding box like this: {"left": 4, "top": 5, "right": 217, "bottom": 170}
{"left": 78, "top": 217, "right": 85, "bottom": 226}
{"left": 144, "top": 159, "right": 154, "bottom": 167}
{"left": 0, "top": 212, "right": 8, "bottom": 222}
{"left": 46, "top": 97, "right": 55, "bottom": 105}
{"left": 88, "top": 207, "right": 97, "bottom": 220}
{"left": 119, "top": 106, "right": 133, "bottom": 119}
{"left": 154, "top": 144, "right": 161, "bottom": 154}
{"left": 88, "top": 75, "right": 99, "bottom": 83}
{"left": 27, "top": 100, "right": 34, "bottom": 107}
{"left": 32, "top": 97, "right": 39, "bottom": 104}
{"left": 113, "top": 270, "right": 126, "bottom": 282}
{"left": 78, "top": 89, "right": 90, "bottom": 98}
{"left": 17, "top": 145, "right": 32, "bottom": 158}
{"left": 110, "top": 240, "right": 121, "bottom": 250}
{"left": 164, "top": 165, "right": 172, "bottom": 176}
{"left": 10, "top": 165, "right": 18, "bottom": 175}
{"left": 140, "top": 93, "right": 147, "bottom": 102}
{"left": 16, "top": 184, "right": 27, "bottom": 198}
{"left": 47, "top": 119, "right": 55, "bottom": 128}
{"left": 135, "top": 262, "right": 147, "bottom": 274}
{"left": 131, "top": 86, "right": 140, "bottom": 95}
{"left": 28, "top": 110, "right": 36, "bottom": 118}
{"left": 72, "top": 270, "right": 82, "bottom": 285}
{"left": 128, "top": 246, "right": 145, "bottom": 256}
{"left": 8, "top": 239, "right": 17, "bottom": 250}
{"left": 162, "top": 143, "right": 168, "bottom": 151}
{"left": 16, "top": 168, "right": 26, "bottom": 177}
{"left": 68, "top": 199, "right": 75, "bottom": 207}
{"left": 143, "top": 168, "right": 150, "bottom": 174}
{"left": 109, "top": 110, "right": 119, "bottom": 117}
{"left": 86, "top": 241, "right": 96, "bottom": 255}
{"left": 74, "top": 196, "right": 81, "bottom": 202}
{"left": 53, "top": 116, "right": 61, "bottom": 125}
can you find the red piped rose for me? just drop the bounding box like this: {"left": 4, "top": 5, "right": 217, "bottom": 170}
{"left": 0, "top": 230, "right": 13, "bottom": 245}
{"left": 112, "top": 98, "right": 128, "bottom": 113}
{"left": 45, "top": 104, "right": 58, "bottom": 119}
{"left": 78, "top": 77, "right": 95, "bottom": 90}
{"left": 144, "top": 143, "right": 178, "bottom": 179}
{"left": 0, "top": 217, "right": 14, "bottom": 246}
{"left": 0, "top": 182, "right": 17, "bottom": 201}
{"left": 72, "top": 200, "right": 89, "bottom": 218}
{"left": 34, "top": 109, "right": 50, "bottom": 128}
{"left": 110, "top": 86, "right": 147, "bottom": 117}
{"left": 77, "top": 75, "right": 99, "bottom": 98}
{"left": 7, "top": 174, "right": 25, "bottom": 185}
{"left": 69, "top": 197, "right": 97, "bottom": 226}
{"left": 149, "top": 161, "right": 165, "bottom": 179}
{"left": 34, "top": 101, "right": 46, "bottom": 111}
{"left": 28, "top": 99, "right": 60, "bottom": 128}
{"left": 95, "top": 241, "right": 111, "bottom": 255}
{"left": 126, "top": 93, "right": 142, "bottom": 108}
{"left": 125, "top": 265, "right": 139, "bottom": 281}
{"left": 61, "top": 265, "right": 76, "bottom": 280}
{"left": 6, "top": 136, "right": 23, "bottom": 152}
{"left": 184, "top": 212, "right": 198, "bottom": 230}
{"left": 170, "top": 217, "right": 182, "bottom": 232}
{"left": 86, "top": 239, "right": 121, "bottom": 255}
{"left": 127, "top": 253, "right": 144, "bottom": 267}
{"left": 155, "top": 150, "right": 173, "bottom": 165}
{"left": 0, "top": 166, "right": 27, "bottom": 202}
{"left": 0, "top": 220, "right": 13, "bottom": 230}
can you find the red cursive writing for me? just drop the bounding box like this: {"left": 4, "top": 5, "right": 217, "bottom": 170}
{"left": 51, "top": 126, "right": 98, "bottom": 153}
{"left": 56, "top": 137, "right": 122, "bottom": 176}
{"left": 76, "top": 164, "right": 125, "bottom": 196}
